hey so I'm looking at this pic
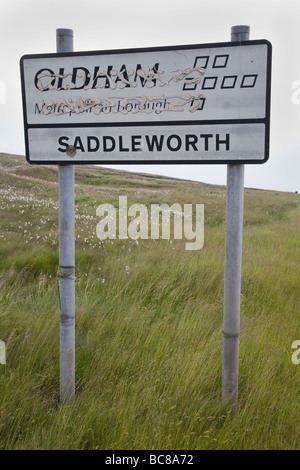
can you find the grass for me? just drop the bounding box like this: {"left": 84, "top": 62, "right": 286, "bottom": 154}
{"left": 0, "top": 153, "right": 299, "bottom": 449}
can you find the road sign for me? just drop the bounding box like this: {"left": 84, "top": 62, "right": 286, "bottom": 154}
{"left": 20, "top": 40, "right": 271, "bottom": 164}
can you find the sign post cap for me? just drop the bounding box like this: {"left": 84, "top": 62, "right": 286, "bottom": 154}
{"left": 231, "top": 25, "right": 250, "bottom": 34}
{"left": 56, "top": 28, "right": 74, "bottom": 37}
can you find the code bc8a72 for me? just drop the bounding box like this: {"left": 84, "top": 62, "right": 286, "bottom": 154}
{"left": 149, "top": 454, "right": 193, "bottom": 465}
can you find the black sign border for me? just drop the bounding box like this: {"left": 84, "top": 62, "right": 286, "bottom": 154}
{"left": 20, "top": 40, "right": 272, "bottom": 165}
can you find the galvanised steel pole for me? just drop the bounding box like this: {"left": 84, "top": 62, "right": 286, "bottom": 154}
{"left": 57, "top": 29, "right": 76, "bottom": 403}
{"left": 222, "top": 25, "right": 250, "bottom": 407}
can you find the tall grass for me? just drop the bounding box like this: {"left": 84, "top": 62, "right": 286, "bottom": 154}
{"left": 0, "top": 154, "right": 299, "bottom": 449}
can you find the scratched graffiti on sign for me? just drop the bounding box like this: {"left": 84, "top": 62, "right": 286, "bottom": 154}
{"left": 34, "top": 66, "right": 206, "bottom": 91}
{"left": 33, "top": 65, "right": 206, "bottom": 117}
{"left": 22, "top": 43, "right": 269, "bottom": 126}
{"left": 35, "top": 93, "right": 205, "bottom": 116}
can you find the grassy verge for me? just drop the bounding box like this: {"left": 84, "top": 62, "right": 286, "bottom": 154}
{"left": 0, "top": 154, "right": 299, "bottom": 449}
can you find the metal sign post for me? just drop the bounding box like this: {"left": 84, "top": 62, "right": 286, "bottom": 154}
{"left": 57, "top": 29, "right": 75, "bottom": 403}
{"left": 222, "top": 26, "right": 250, "bottom": 407}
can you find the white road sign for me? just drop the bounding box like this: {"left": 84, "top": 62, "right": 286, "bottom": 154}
{"left": 20, "top": 40, "right": 271, "bottom": 164}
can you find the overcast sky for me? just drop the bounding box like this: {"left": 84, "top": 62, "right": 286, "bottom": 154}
{"left": 0, "top": 0, "right": 299, "bottom": 192}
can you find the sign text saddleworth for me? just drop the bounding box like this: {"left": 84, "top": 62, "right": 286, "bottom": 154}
{"left": 20, "top": 40, "right": 271, "bottom": 164}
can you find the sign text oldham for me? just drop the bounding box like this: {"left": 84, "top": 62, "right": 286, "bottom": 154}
{"left": 20, "top": 40, "right": 272, "bottom": 164}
